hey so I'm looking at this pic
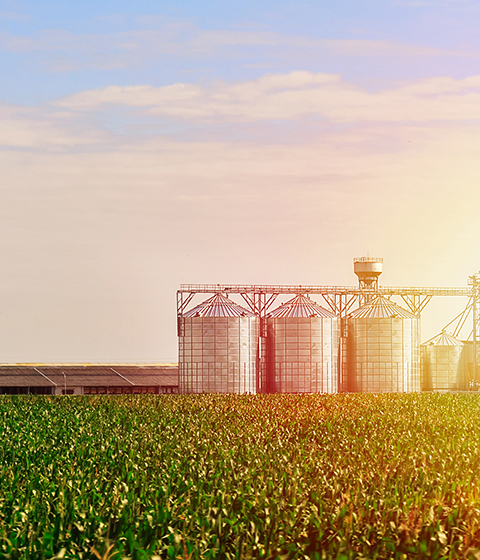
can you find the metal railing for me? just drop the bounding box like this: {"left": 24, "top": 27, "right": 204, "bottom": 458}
{"left": 179, "top": 283, "right": 471, "bottom": 297}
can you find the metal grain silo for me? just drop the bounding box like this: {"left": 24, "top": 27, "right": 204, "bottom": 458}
{"left": 421, "top": 331, "right": 468, "bottom": 391}
{"left": 346, "top": 295, "right": 420, "bottom": 393}
{"left": 178, "top": 294, "right": 259, "bottom": 394}
{"left": 265, "top": 294, "right": 340, "bottom": 393}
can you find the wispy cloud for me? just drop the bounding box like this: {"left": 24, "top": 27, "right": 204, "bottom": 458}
{"left": 0, "top": 10, "right": 26, "bottom": 21}
{"left": 0, "top": 101, "right": 108, "bottom": 149}
{"left": 56, "top": 71, "right": 480, "bottom": 125}
{"left": 4, "top": 70, "right": 480, "bottom": 156}
{"left": 0, "top": 21, "right": 470, "bottom": 72}
{"left": 3, "top": 68, "right": 480, "bottom": 358}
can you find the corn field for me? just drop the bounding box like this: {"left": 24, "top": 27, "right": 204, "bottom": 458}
{"left": 1, "top": 393, "right": 480, "bottom": 559}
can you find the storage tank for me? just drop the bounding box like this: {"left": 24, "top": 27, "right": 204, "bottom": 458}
{"left": 421, "top": 331, "right": 468, "bottom": 391}
{"left": 265, "top": 294, "right": 340, "bottom": 393}
{"left": 353, "top": 257, "right": 383, "bottom": 288}
{"left": 178, "top": 294, "right": 259, "bottom": 394}
{"left": 346, "top": 295, "right": 420, "bottom": 393}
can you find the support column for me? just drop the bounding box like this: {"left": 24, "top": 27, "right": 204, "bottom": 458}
{"left": 468, "top": 274, "right": 480, "bottom": 389}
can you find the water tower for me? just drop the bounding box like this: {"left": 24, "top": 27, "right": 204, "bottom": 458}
{"left": 354, "top": 257, "right": 383, "bottom": 303}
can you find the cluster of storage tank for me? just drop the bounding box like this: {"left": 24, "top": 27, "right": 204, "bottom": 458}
{"left": 178, "top": 293, "right": 342, "bottom": 394}
{"left": 178, "top": 292, "right": 465, "bottom": 394}
{"left": 178, "top": 259, "right": 472, "bottom": 393}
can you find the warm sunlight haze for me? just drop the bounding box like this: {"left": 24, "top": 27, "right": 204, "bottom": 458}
{"left": 0, "top": 0, "right": 478, "bottom": 361}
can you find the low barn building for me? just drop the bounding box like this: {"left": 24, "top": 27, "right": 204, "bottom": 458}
{"left": 0, "top": 364, "right": 179, "bottom": 395}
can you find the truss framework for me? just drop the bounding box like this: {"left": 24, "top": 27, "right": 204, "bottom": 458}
{"left": 468, "top": 274, "right": 480, "bottom": 384}
{"left": 178, "top": 283, "right": 471, "bottom": 319}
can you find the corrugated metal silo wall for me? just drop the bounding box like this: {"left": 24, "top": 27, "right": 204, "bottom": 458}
{"left": 265, "top": 316, "right": 341, "bottom": 393}
{"left": 421, "top": 344, "right": 468, "bottom": 391}
{"left": 339, "top": 320, "right": 349, "bottom": 393}
{"left": 346, "top": 316, "right": 421, "bottom": 392}
{"left": 463, "top": 341, "right": 475, "bottom": 389}
{"left": 178, "top": 316, "right": 260, "bottom": 393}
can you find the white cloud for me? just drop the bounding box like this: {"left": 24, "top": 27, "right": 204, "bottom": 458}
{"left": 6, "top": 70, "right": 480, "bottom": 157}
{"left": 320, "top": 38, "right": 446, "bottom": 58}
{"left": 4, "top": 73, "right": 480, "bottom": 359}
{"left": 0, "top": 31, "right": 38, "bottom": 52}
{"left": 0, "top": 102, "right": 108, "bottom": 148}
{"left": 56, "top": 72, "right": 480, "bottom": 124}
{"left": 5, "top": 70, "right": 480, "bottom": 156}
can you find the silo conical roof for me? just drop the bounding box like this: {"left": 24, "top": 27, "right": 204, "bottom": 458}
{"left": 267, "top": 294, "right": 337, "bottom": 318}
{"left": 422, "top": 331, "right": 464, "bottom": 346}
{"left": 183, "top": 294, "right": 255, "bottom": 317}
{"left": 348, "top": 295, "right": 415, "bottom": 319}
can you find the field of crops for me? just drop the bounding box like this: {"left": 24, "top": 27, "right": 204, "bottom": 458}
{"left": 1, "top": 393, "right": 480, "bottom": 559}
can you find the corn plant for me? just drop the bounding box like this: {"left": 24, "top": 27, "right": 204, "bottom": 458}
{"left": 0, "top": 393, "right": 480, "bottom": 558}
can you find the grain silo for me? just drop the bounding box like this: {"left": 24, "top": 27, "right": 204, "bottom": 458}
{"left": 421, "top": 331, "right": 468, "bottom": 391}
{"left": 265, "top": 294, "right": 340, "bottom": 393}
{"left": 178, "top": 294, "right": 259, "bottom": 394}
{"left": 346, "top": 295, "right": 420, "bottom": 393}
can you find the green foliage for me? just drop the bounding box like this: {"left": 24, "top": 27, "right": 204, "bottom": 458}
{"left": 1, "top": 393, "right": 480, "bottom": 558}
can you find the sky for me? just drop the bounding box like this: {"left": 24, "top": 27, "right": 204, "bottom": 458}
{"left": 1, "top": 0, "right": 480, "bottom": 362}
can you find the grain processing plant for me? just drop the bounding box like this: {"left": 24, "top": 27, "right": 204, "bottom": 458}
{"left": 177, "top": 258, "right": 480, "bottom": 394}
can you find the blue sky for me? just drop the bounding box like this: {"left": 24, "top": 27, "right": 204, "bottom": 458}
{"left": 0, "top": 0, "right": 479, "bottom": 361}
{"left": 2, "top": 0, "right": 480, "bottom": 103}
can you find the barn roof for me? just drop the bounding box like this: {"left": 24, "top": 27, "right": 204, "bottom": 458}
{"left": 0, "top": 364, "right": 178, "bottom": 387}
